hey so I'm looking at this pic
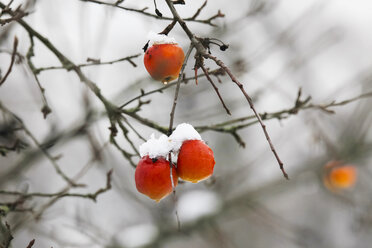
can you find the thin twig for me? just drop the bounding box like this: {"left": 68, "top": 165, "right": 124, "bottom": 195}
{"left": 109, "top": 135, "right": 137, "bottom": 168}
{"left": 193, "top": 90, "right": 372, "bottom": 149}
{"left": 0, "top": 36, "right": 18, "bottom": 86}
{"left": 0, "top": 102, "right": 81, "bottom": 186}
{"left": 200, "top": 64, "right": 231, "bottom": 115}
{"left": 26, "top": 239, "right": 35, "bottom": 248}
{"left": 35, "top": 53, "right": 141, "bottom": 74}
{"left": 122, "top": 118, "right": 146, "bottom": 141}
{"left": 121, "top": 108, "right": 169, "bottom": 134}
{"left": 0, "top": 0, "right": 14, "bottom": 17}
{"left": 0, "top": 120, "right": 89, "bottom": 189}
{"left": 204, "top": 55, "right": 288, "bottom": 179}
{"left": 26, "top": 34, "right": 51, "bottom": 118}
{"left": 159, "top": 20, "right": 177, "bottom": 35}
{"left": 191, "top": 0, "right": 207, "bottom": 20}
{"left": 166, "top": 44, "right": 193, "bottom": 231}
{"left": 26, "top": 141, "right": 110, "bottom": 223}
{"left": 117, "top": 118, "right": 140, "bottom": 156}
{"left": 78, "top": 0, "right": 222, "bottom": 26}
{"left": 119, "top": 68, "right": 224, "bottom": 108}
{"left": 0, "top": 3, "right": 28, "bottom": 26}
{"left": 168, "top": 44, "right": 194, "bottom": 135}
{"left": 3, "top": 222, "right": 13, "bottom": 248}
{"left": 164, "top": 0, "right": 288, "bottom": 179}
{"left": 0, "top": 171, "right": 112, "bottom": 201}
{"left": 0, "top": 3, "right": 143, "bottom": 144}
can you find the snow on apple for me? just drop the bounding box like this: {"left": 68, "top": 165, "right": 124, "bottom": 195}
{"left": 147, "top": 31, "right": 178, "bottom": 46}
{"left": 169, "top": 123, "right": 202, "bottom": 152}
{"left": 135, "top": 123, "right": 215, "bottom": 202}
{"left": 139, "top": 123, "right": 202, "bottom": 159}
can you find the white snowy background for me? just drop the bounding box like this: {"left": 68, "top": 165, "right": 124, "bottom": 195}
{"left": 1, "top": 0, "right": 372, "bottom": 247}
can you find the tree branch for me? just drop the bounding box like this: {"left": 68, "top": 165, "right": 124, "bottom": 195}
{"left": 79, "top": 0, "right": 223, "bottom": 26}
{"left": 200, "top": 64, "right": 231, "bottom": 115}
{"left": 164, "top": 0, "right": 288, "bottom": 179}
{"left": 34, "top": 53, "right": 141, "bottom": 74}
{"left": 0, "top": 170, "right": 113, "bottom": 202}
{"left": 168, "top": 44, "right": 194, "bottom": 135}
{"left": 0, "top": 36, "right": 17, "bottom": 86}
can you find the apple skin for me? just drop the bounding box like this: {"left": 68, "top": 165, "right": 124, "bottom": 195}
{"left": 323, "top": 160, "right": 357, "bottom": 191}
{"left": 135, "top": 156, "right": 178, "bottom": 202}
{"left": 328, "top": 165, "right": 357, "bottom": 189}
{"left": 176, "top": 140, "right": 215, "bottom": 183}
{"left": 144, "top": 43, "right": 185, "bottom": 84}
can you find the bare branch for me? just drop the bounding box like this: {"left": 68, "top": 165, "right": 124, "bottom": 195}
{"left": 168, "top": 44, "right": 194, "bottom": 135}
{"left": 190, "top": 0, "right": 207, "bottom": 20}
{"left": 195, "top": 90, "right": 372, "bottom": 142}
{"left": 26, "top": 239, "right": 35, "bottom": 248}
{"left": 159, "top": 20, "right": 177, "bottom": 35}
{"left": 0, "top": 4, "right": 28, "bottom": 26}
{"left": 79, "top": 0, "right": 222, "bottom": 26}
{"left": 0, "top": 170, "right": 113, "bottom": 202}
{"left": 200, "top": 64, "right": 231, "bottom": 115}
{"left": 35, "top": 53, "right": 141, "bottom": 74}
{"left": 0, "top": 102, "right": 81, "bottom": 186}
{"left": 119, "top": 68, "right": 224, "bottom": 108}
{"left": 3, "top": 222, "right": 13, "bottom": 248}
{"left": 164, "top": 0, "right": 288, "bottom": 179}
{"left": 0, "top": 36, "right": 18, "bottom": 86}
{"left": 26, "top": 36, "right": 52, "bottom": 118}
{"left": 185, "top": 0, "right": 224, "bottom": 27}
{"left": 204, "top": 53, "right": 288, "bottom": 179}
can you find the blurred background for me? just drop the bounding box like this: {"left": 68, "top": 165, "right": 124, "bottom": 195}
{"left": 1, "top": 0, "right": 372, "bottom": 247}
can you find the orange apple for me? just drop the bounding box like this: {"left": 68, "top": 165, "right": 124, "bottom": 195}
{"left": 323, "top": 160, "right": 357, "bottom": 191}
{"left": 176, "top": 140, "right": 215, "bottom": 183}
{"left": 135, "top": 156, "right": 178, "bottom": 202}
{"left": 144, "top": 43, "right": 185, "bottom": 84}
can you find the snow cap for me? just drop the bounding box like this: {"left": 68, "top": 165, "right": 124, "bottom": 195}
{"left": 169, "top": 123, "right": 202, "bottom": 151}
{"left": 147, "top": 31, "right": 178, "bottom": 47}
{"left": 139, "top": 133, "right": 172, "bottom": 159}
{"left": 139, "top": 123, "right": 202, "bottom": 159}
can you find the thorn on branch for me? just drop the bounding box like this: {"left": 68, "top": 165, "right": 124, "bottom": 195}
{"left": 109, "top": 124, "right": 118, "bottom": 137}
{"left": 0, "top": 4, "right": 28, "bottom": 26}
{"left": 172, "top": 0, "right": 185, "bottom": 4}
{"left": 194, "top": 53, "right": 204, "bottom": 85}
{"left": 115, "top": 0, "right": 124, "bottom": 5}
{"left": 231, "top": 130, "right": 246, "bottom": 148}
{"left": 191, "top": 0, "right": 207, "bottom": 20}
{"left": 41, "top": 105, "right": 52, "bottom": 119}
{"left": 127, "top": 58, "right": 137, "bottom": 67}
{"left": 153, "top": 0, "right": 162, "bottom": 17}
{"left": 159, "top": 20, "right": 177, "bottom": 35}
{"left": 86, "top": 57, "right": 101, "bottom": 64}
{"left": 290, "top": 88, "right": 312, "bottom": 114}
{"left": 26, "top": 239, "right": 35, "bottom": 248}
{"left": 155, "top": 8, "right": 163, "bottom": 17}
